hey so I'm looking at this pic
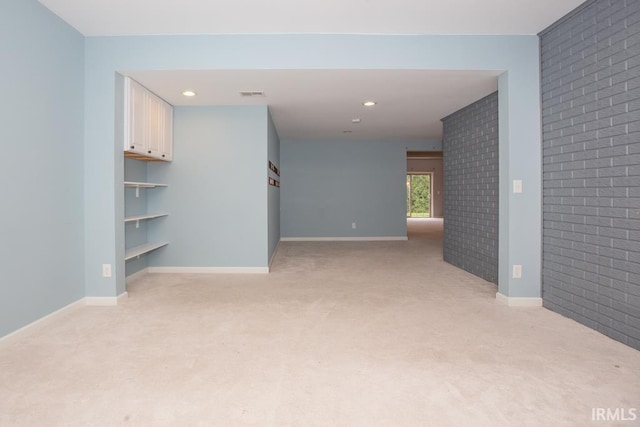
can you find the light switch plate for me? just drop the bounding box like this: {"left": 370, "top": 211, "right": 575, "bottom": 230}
{"left": 513, "top": 180, "right": 523, "bottom": 194}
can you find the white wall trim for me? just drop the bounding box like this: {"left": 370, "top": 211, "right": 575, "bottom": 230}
{"left": 85, "top": 291, "right": 129, "bottom": 306}
{"left": 496, "top": 292, "right": 543, "bottom": 307}
{"left": 281, "top": 236, "right": 408, "bottom": 242}
{"left": 0, "top": 298, "right": 86, "bottom": 343}
{"left": 148, "top": 266, "right": 269, "bottom": 274}
{"left": 1, "top": 292, "right": 129, "bottom": 342}
{"left": 126, "top": 268, "right": 148, "bottom": 284}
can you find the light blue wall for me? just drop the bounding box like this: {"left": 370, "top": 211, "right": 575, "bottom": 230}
{"left": 146, "top": 106, "right": 269, "bottom": 268}
{"left": 498, "top": 68, "right": 543, "bottom": 298}
{"left": 267, "top": 110, "right": 281, "bottom": 263}
{"left": 281, "top": 139, "right": 440, "bottom": 238}
{"left": 83, "top": 34, "right": 542, "bottom": 298}
{"left": 281, "top": 140, "right": 407, "bottom": 238}
{"left": 0, "top": 0, "right": 84, "bottom": 336}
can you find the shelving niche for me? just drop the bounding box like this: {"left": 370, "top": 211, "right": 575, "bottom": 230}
{"left": 124, "top": 181, "right": 168, "bottom": 261}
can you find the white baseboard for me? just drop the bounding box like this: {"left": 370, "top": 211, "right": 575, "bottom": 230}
{"left": 126, "top": 268, "right": 149, "bottom": 284}
{"left": 1, "top": 292, "right": 129, "bottom": 342}
{"left": 496, "top": 292, "right": 543, "bottom": 307}
{"left": 281, "top": 236, "right": 408, "bottom": 242}
{"left": 147, "top": 266, "right": 269, "bottom": 274}
{"left": 0, "top": 298, "right": 86, "bottom": 343}
{"left": 85, "top": 292, "right": 129, "bottom": 306}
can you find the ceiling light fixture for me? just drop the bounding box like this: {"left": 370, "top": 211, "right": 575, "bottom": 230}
{"left": 362, "top": 101, "right": 377, "bottom": 107}
{"left": 182, "top": 90, "right": 197, "bottom": 97}
{"left": 240, "top": 91, "right": 266, "bottom": 97}
{"left": 352, "top": 118, "right": 361, "bottom": 124}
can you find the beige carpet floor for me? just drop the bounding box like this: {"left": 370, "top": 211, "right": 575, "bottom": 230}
{"left": 1, "top": 218, "right": 639, "bottom": 426}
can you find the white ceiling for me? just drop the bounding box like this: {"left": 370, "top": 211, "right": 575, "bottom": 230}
{"left": 126, "top": 69, "right": 500, "bottom": 141}
{"left": 39, "top": 0, "right": 585, "bottom": 37}
{"left": 39, "top": 0, "right": 585, "bottom": 141}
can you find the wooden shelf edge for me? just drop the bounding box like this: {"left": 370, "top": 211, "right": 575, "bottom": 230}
{"left": 125, "top": 242, "right": 169, "bottom": 260}
{"left": 124, "top": 151, "right": 169, "bottom": 162}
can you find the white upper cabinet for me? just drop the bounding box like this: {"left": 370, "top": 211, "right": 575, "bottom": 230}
{"left": 127, "top": 78, "right": 147, "bottom": 153}
{"left": 162, "top": 98, "right": 173, "bottom": 161}
{"left": 146, "top": 92, "right": 163, "bottom": 158}
{"left": 124, "top": 77, "right": 173, "bottom": 162}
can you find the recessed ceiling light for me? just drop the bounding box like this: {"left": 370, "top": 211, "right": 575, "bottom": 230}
{"left": 352, "top": 118, "right": 361, "bottom": 124}
{"left": 182, "top": 90, "right": 197, "bottom": 97}
{"left": 362, "top": 101, "right": 377, "bottom": 107}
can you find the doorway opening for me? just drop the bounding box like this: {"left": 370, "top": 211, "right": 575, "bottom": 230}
{"left": 406, "top": 174, "right": 432, "bottom": 218}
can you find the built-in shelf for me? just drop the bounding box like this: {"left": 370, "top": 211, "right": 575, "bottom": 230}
{"left": 124, "top": 180, "right": 168, "bottom": 264}
{"left": 125, "top": 181, "right": 168, "bottom": 188}
{"left": 125, "top": 181, "right": 167, "bottom": 198}
{"left": 125, "top": 242, "right": 169, "bottom": 261}
{"left": 124, "top": 213, "right": 168, "bottom": 223}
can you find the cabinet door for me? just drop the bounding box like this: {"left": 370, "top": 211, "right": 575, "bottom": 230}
{"left": 146, "top": 93, "right": 164, "bottom": 158}
{"left": 161, "top": 100, "right": 173, "bottom": 161}
{"left": 125, "top": 78, "right": 148, "bottom": 154}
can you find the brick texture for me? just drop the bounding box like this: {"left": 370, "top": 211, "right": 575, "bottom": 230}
{"left": 442, "top": 92, "right": 499, "bottom": 284}
{"left": 540, "top": 0, "right": 640, "bottom": 350}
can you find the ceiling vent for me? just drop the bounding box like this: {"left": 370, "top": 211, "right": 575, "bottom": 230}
{"left": 240, "top": 91, "right": 266, "bottom": 97}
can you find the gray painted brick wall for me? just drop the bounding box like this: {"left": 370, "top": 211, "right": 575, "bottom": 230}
{"left": 442, "top": 92, "right": 499, "bottom": 284}
{"left": 540, "top": 0, "right": 640, "bottom": 350}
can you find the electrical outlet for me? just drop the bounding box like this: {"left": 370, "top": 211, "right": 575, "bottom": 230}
{"left": 352, "top": 222, "right": 357, "bottom": 229}
{"left": 512, "top": 264, "right": 522, "bottom": 279}
{"left": 102, "top": 264, "right": 112, "bottom": 278}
